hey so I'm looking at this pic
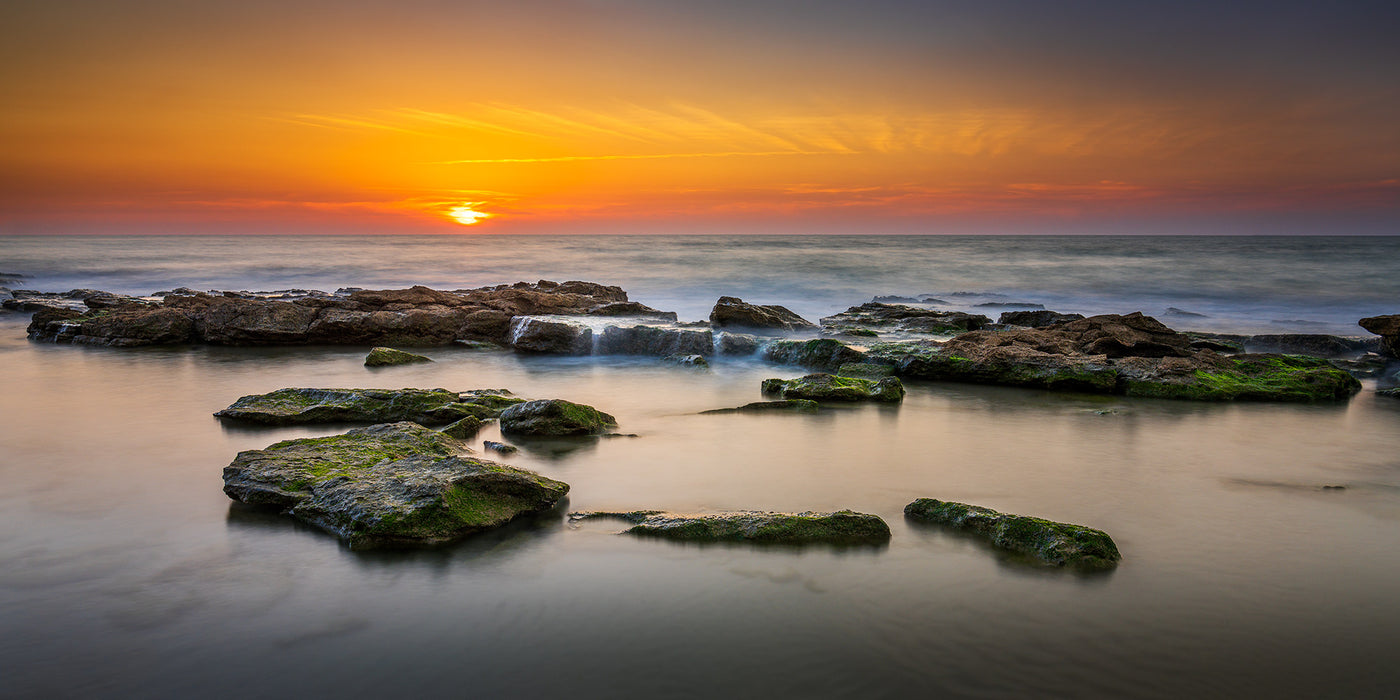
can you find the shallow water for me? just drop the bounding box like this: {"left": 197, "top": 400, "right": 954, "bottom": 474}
{"left": 3, "top": 307, "right": 1400, "bottom": 698}
{"left": 4, "top": 234, "right": 1399, "bottom": 334}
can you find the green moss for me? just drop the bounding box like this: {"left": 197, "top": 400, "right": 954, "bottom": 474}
{"left": 905, "top": 498, "right": 1119, "bottom": 569}
{"left": 1124, "top": 355, "right": 1361, "bottom": 401}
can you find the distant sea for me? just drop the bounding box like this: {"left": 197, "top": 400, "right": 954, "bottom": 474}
{"left": 3, "top": 234, "right": 1397, "bottom": 334}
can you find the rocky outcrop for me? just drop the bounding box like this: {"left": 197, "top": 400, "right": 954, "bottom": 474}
{"left": 1359, "top": 315, "right": 1400, "bottom": 357}
{"left": 571, "top": 510, "right": 890, "bottom": 545}
{"left": 1243, "top": 334, "right": 1376, "bottom": 358}
{"left": 26, "top": 281, "right": 639, "bottom": 347}
{"left": 904, "top": 498, "right": 1120, "bottom": 569}
{"left": 223, "top": 422, "right": 568, "bottom": 547}
{"left": 498, "top": 399, "right": 617, "bottom": 436}
{"left": 365, "top": 347, "right": 433, "bottom": 367}
{"left": 761, "top": 373, "right": 905, "bottom": 403}
{"left": 998, "top": 310, "right": 1086, "bottom": 328}
{"left": 699, "top": 399, "right": 820, "bottom": 414}
{"left": 820, "top": 303, "right": 990, "bottom": 335}
{"left": 214, "top": 388, "right": 523, "bottom": 425}
{"left": 762, "top": 338, "right": 868, "bottom": 372}
{"left": 709, "top": 296, "right": 816, "bottom": 332}
{"left": 507, "top": 316, "right": 593, "bottom": 354}
{"left": 596, "top": 325, "right": 713, "bottom": 356}
{"left": 868, "top": 313, "right": 1362, "bottom": 401}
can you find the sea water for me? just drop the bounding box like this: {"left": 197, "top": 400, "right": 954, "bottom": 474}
{"left": 2, "top": 235, "right": 1399, "bottom": 698}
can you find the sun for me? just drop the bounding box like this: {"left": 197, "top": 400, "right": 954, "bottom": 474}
{"left": 447, "top": 203, "right": 492, "bottom": 226}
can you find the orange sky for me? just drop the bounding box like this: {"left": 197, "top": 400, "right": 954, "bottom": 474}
{"left": 2, "top": 0, "right": 1396, "bottom": 234}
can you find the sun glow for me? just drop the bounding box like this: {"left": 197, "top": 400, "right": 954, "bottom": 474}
{"left": 447, "top": 204, "right": 491, "bottom": 226}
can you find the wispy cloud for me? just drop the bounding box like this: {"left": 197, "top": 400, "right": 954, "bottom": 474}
{"left": 431, "top": 150, "right": 853, "bottom": 165}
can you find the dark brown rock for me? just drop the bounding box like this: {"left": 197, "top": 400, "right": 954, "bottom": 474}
{"left": 1359, "top": 315, "right": 1400, "bottom": 357}
{"left": 709, "top": 296, "right": 816, "bottom": 331}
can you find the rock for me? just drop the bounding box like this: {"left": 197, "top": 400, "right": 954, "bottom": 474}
{"left": 596, "top": 325, "right": 712, "bottom": 356}
{"left": 700, "top": 399, "right": 820, "bottom": 414}
{"left": 820, "top": 302, "right": 990, "bottom": 335}
{"left": 483, "top": 440, "right": 519, "bottom": 454}
{"left": 1359, "top": 315, "right": 1400, "bottom": 357}
{"left": 1183, "top": 332, "right": 1247, "bottom": 353}
{"left": 1243, "top": 334, "right": 1375, "bottom": 358}
{"left": 1329, "top": 353, "right": 1392, "bottom": 379}
{"left": 836, "top": 362, "right": 895, "bottom": 378}
{"left": 867, "top": 314, "right": 1361, "bottom": 401}
{"left": 762, "top": 338, "right": 868, "bottom": 372}
{"left": 365, "top": 347, "right": 434, "bottom": 367}
{"left": 715, "top": 332, "right": 761, "bottom": 356}
{"left": 708, "top": 296, "right": 816, "bottom": 332}
{"left": 571, "top": 510, "right": 890, "bottom": 545}
{"left": 998, "top": 310, "right": 1086, "bottom": 328}
{"left": 762, "top": 373, "right": 905, "bottom": 402}
{"left": 499, "top": 399, "right": 617, "bottom": 436}
{"left": 871, "top": 295, "right": 923, "bottom": 304}
{"left": 975, "top": 302, "right": 1044, "bottom": 309}
{"left": 214, "top": 387, "right": 522, "bottom": 425}
{"left": 904, "top": 498, "right": 1120, "bottom": 570}
{"left": 661, "top": 353, "right": 710, "bottom": 368}
{"left": 507, "top": 316, "right": 593, "bottom": 354}
{"left": 441, "top": 416, "right": 484, "bottom": 439}
{"left": 1165, "top": 307, "right": 1209, "bottom": 318}
{"left": 585, "top": 301, "right": 678, "bottom": 320}
{"left": 1378, "top": 388, "right": 1400, "bottom": 399}
{"left": 223, "top": 422, "right": 568, "bottom": 547}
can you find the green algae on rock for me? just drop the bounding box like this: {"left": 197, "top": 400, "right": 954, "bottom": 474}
{"left": 1121, "top": 354, "right": 1361, "bottom": 401}
{"left": 699, "top": 399, "right": 820, "bottom": 415}
{"left": 222, "top": 422, "right": 569, "bottom": 547}
{"left": 365, "top": 346, "right": 433, "bottom": 367}
{"left": 440, "top": 415, "right": 485, "bottom": 439}
{"left": 214, "top": 387, "right": 525, "bottom": 426}
{"left": 498, "top": 399, "right": 617, "bottom": 436}
{"left": 904, "top": 498, "right": 1120, "bottom": 570}
{"left": 761, "top": 338, "right": 868, "bottom": 372}
{"left": 572, "top": 509, "right": 890, "bottom": 545}
{"left": 762, "top": 373, "right": 905, "bottom": 403}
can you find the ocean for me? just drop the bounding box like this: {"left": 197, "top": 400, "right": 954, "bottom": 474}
{"left": 2, "top": 234, "right": 1399, "bottom": 698}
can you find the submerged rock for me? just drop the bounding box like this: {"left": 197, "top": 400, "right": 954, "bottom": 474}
{"left": 214, "top": 387, "right": 523, "bottom": 425}
{"left": 661, "top": 353, "right": 710, "bottom": 368}
{"left": 904, "top": 498, "right": 1120, "bottom": 570}
{"left": 699, "top": 399, "right": 820, "bottom": 414}
{"left": 498, "top": 399, "right": 618, "bottom": 436}
{"left": 709, "top": 296, "right": 816, "bottom": 332}
{"left": 223, "top": 422, "right": 568, "bottom": 547}
{"left": 762, "top": 338, "right": 868, "bottom": 372}
{"left": 365, "top": 346, "right": 433, "bottom": 367}
{"left": 820, "top": 302, "right": 990, "bottom": 335}
{"left": 571, "top": 510, "right": 890, "bottom": 545}
{"left": 762, "top": 373, "right": 905, "bottom": 402}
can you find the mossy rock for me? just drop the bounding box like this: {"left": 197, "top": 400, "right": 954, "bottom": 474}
{"left": 214, "top": 387, "right": 522, "bottom": 426}
{"left": 762, "top": 338, "right": 868, "bottom": 372}
{"left": 905, "top": 498, "right": 1120, "bottom": 570}
{"left": 1123, "top": 354, "right": 1361, "bottom": 402}
{"left": 440, "top": 415, "right": 485, "bottom": 439}
{"left": 365, "top": 346, "right": 433, "bottom": 367}
{"left": 573, "top": 509, "right": 890, "bottom": 545}
{"left": 836, "top": 362, "right": 895, "bottom": 378}
{"left": 223, "top": 422, "right": 569, "bottom": 547}
{"left": 499, "top": 399, "right": 618, "bottom": 436}
{"left": 762, "top": 373, "right": 905, "bottom": 403}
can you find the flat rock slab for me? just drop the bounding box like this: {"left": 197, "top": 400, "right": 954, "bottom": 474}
{"left": 762, "top": 373, "right": 905, "bottom": 402}
{"left": 223, "top": 422, "right": 568, "bottom": 547}
{"left": 700, "top": 399, "right": 820, "bottom": 414}
{"left": 214, "top": 387, "right": 523, "bottom": 425}
{"left": 365, "top": 347, "right": 433, "bottom": 366}
{"left": 905, "top": 498, "right": 1120, "bottom": 570}
{"left": 572, "top": 510, "right": 890, "bottom": 545}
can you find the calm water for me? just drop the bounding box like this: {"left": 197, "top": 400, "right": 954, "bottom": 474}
{"left": 4, "top": 234, "right": 1399, "bottom": 334}
{"left": 2, "top": 235, "right": 1400, "bottom": 698}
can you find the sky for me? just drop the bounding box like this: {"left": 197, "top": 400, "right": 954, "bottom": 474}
{"left": 1, "top": 0, "right": 1397, "bottom": 235}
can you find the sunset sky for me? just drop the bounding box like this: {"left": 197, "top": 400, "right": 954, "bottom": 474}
{"left": 2, "top": 0, "right": 1396, "bottom": 235}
